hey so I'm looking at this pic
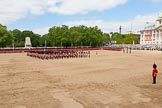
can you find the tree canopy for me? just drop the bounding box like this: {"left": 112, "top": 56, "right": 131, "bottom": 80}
{"left": 110, "top": 32, "right": 139, "bottom": 44}
{"left": 0, "top": 24, "right": 14, "bottom": 47}
{"left": 46, "top": 25, "right": 109, "bottom": 47}
{"left": 0, "top": 24, "right": 139, "bottom": 48}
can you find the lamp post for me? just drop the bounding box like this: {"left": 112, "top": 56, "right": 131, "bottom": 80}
{"left": 44, "top": 40, "right": 47, "bottom": 51}
{"left": 109, "top": 33, "right": 112, "bottom": 44}
{"left": 45, "top": 40, "right": 47, "bottom": 48}
{"left": 81, "top": 41, "right": 83, "bottom": 48}
{"left": 12, "top": 40, "right": 14, "bottom": 50}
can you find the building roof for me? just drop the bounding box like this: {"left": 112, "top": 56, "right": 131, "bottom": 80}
{"left": 140, "top": 11, "right": 162, "bottom": 32}
{"left": 155, "top": 25, "right": 162, "bottom": 30}
{"left": 156, "top": 18, "right": 162, "bottom": 21}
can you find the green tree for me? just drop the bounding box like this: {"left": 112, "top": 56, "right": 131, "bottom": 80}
{"left": 21, "top": 30, "right": 41, "bottom": 47}
{"left": 0, "top": 24, "right": 14, "bottom": 47}
{"left": 110, "top": 32, "right": 136, "bottom": 44}
{"left": 11, "top": 29, "right": 23, "bottom": 47}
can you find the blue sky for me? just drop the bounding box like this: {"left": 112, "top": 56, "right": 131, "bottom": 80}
{"left": 0, "top": 0, "right": 162, "bottom": 35}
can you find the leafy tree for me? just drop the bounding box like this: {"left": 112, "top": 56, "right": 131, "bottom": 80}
{"left": 11, "top": 29, "right": 22, "bottom": 47}
{"left": 0, "top": 24, "right": 113, "bottom": 47}
{"left": 110, "top": 32, "right": 137, "bottom": 44}
{"left": 21, "top": 30, "right": 41, "bottom": 47}
{"left": 0, "top": 24, "right": 14, "bottom": 47}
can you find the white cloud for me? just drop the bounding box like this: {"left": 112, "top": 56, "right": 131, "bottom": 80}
{"left": 0, "top": 0, "right": 159, "bottom": 35}
{"left": 150, "top": 0, "right": 162, "bottom": 3}
{"left": 0, "top": 0, "right": 57, "bottom": 24}
{"left": 33, "top": 27, "right": 50, "bottom": 35}
{"left": 0, "top": 0, "right": 127, "bottom": 24}
{"left": 33, "top": 12, "right": 158, "bottom": 35}
{"left": 49, "top": 0, "right": 127, "bottom": 15}
{"left": 64, "top": 13, "right": 158, "bottom": 34}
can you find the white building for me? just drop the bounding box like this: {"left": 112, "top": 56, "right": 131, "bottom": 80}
{"left": 140, "top": 12, "right": 162, "bottom": 45}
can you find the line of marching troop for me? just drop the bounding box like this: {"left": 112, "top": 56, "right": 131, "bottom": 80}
{"left": 27, "top": 50, "right": 90, "bottom": 60}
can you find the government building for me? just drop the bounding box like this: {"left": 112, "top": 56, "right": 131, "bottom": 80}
{"left": 140, "top": 12, "right": 162, "bottom": 45}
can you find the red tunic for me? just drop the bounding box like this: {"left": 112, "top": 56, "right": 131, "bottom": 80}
{"left": 152, "top": 69, "right": 158, "bottom": 77}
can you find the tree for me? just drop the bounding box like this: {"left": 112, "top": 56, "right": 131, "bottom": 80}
{"left": 0, "top": 24, "right": 14, "bottom": 47}
{"left": 110, "top": 32, "right": 136, "bottom": 44}
{"left": 21, "top": 30, "right": 41, "bottom": 47}
{"left": 11, "top": 29, "right": 22, "bottom": 47}
{"left": 0, "top": 24, "right": 111, "bottom": 47}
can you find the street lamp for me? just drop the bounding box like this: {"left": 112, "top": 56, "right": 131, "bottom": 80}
{"left": 109, "top": 33, "right": 112, "bottom": 44}
{"left": 61, "top": 41, "right": 62, "bottom": 47}
{"left": 45, "top": 40, "right": 47, "bottom": 48}
{"left": 12, "top": 40, "right": 14, "bottom": 50}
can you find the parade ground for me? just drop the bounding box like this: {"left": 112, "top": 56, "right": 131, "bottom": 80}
{"left": 0, "top": 50, "right": 162, "bottom": 108}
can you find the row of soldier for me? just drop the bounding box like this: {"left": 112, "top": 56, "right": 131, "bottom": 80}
{"left": 27, "top": 50, "right": 90, "bottom": 60}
